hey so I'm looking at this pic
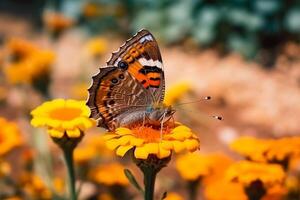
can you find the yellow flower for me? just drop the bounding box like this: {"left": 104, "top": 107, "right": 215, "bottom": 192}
{"left": 6, "top": 37, "right": 38, "bottom": 60}
{"left": 43, "top": 11, "right": 73, "bottom": 33}
{"left": 266, "top": 136, "right": 300, "bottom": 162}
{"left": 262, "top": 184, "right": 287, "bottom": 200}
{"left": 0, "top": 160, "right": 11, "bottom": 177}
{"left": 176, "top": 153, "right": 212, "bottom": 181}
{"left": 74, "top": 146, "right": 97, "bottom": 163}
{"left": 231, "top": 136, "right": 300, "bottom": 166}
{"left": 204, "top": 178, "right": 247, "bottom": 200}
{"left": 20, "top": 173, "right": 52, "bottom": 199}
{"left": 85, "top": 37, "right": 108, "bottom": 58}
{"left": 226, "top": 161, "right": 285, "bottom": 187}
{"left": 71, "top": 82, "right": 89, "bottom": 100}
{"left": 4, "top": 50, "right": 55, "bottom": 84}
{"left": 230, "top": 136, "right": 272, "bottom": 162}
{"left": 164, "top": 82, "right": 192, "bottom": 106}
{"left": 203, "top": 153, "right": 234, "bottom": 185}
{"left": 104, "top": 123, "right": 200, "bottom": 159}
{"left": 164, "top": 192, "right": 184, "bottom": 200}
{"left": 31, "top": 99, "right": 95, "bottom": 139}
{"left": 0, "top": 117, "right": 23, "bottom": 156}
{"left": 74, "top": 134, "right": 113, "bottom": 163}
{"left": 89, "top": 163, "right": 129, "bottom": 186}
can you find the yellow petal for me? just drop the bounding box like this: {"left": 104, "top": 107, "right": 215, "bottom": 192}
{"left": 129, "top": 137, "right": 144, "bottom": 146}
{"left": 106, "top": 139, "right": 121, "bottom": 150}
{"left": 103, "top": 134, "right": 118, "bottom": 140}
{"left": 66, "top": 129, "right": 81, "bottom": 138}
{"left": 116, "top": 127, "right": 132, "bottom": 135}
{"left": 184, "top": 139, "right": 200, "bottom": 151}
{"left": 171, "top": 131, "right": 192, "bottom": 140}
{"left": 134, "top": 146, "right": 149, "bottom": 159}
{"left": 144, "top": 143, "right": 159, "bottom": 154}
{"left": 172, "top": 125, "right": 191, "bottom": 133}
{"left": 158, "top": 145, "right": 171, "bottom": 159}
{"left": 117, "top": 135, "right": 131, "bottom": 145}
{"left": 160, "top": 140, "right": 173, "bottom": 150}
{"left": 172, "top": 141, "right": 185, "bottom": 153}
{"left": 48, "top": 129, "right": 64, "bottom": 138}
{"left": 116, "top": 145, "right": 133, "bottom": 157}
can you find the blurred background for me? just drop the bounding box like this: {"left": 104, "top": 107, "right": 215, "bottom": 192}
{"left": 0, "top": 0, "right": 300, "bottom": 199}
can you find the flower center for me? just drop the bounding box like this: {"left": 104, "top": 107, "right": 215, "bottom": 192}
{"left": 131, "top": 125, "right": 171, "bottom": 142}
{"left": 49, "top": 107, "right": 82, "bottom": 121}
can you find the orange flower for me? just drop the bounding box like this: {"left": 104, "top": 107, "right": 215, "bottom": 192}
{"left": 164, "top": 192, "right": 184, "bottom": 200}
{"left": 226, "top": 161, "right": 285, "bottom": 187}
{"left": 43, "top": 11, "right": 73, "bottom": 33}
{"left": 176, "top": 153, "right": 212, "bottom": 181}
{"left": 204, "top": 178, "right": 247, "bottom": 200}
{"left": 230, "top": 136, "right": 272, "bottom": 162}
{"left": 6, "top": 38, "right": 38, "bottom": 59}
{"left": 104, "top": 123, "right": 200, "bottom": 160}
{"left": 89, "top": 163, "right": 129, "bottom": 186}
{"left": 0, "top": 117, "right": 23, "bottom": 156}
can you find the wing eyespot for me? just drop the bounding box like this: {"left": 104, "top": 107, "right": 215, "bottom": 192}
{"left": 119, "top": 74, "right": 125, "bottom": 79}
{"left": 111, "top": 78, "right": 118, "bottom": 84}
{"left": 118, "top": 61, "right": 128, "bottom": 70}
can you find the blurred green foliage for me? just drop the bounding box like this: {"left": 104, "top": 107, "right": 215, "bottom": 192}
{"left": 75, "top": 0, "right": 299, "bottom": 60}
{"left": 4, "top": 0, "right": 299, "bottom": 60}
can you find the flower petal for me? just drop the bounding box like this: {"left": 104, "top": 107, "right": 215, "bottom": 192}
{"left": 106, "top": 139, "right": 121, "bottom": 150}
{"left": 66, "top": 129, "right": 81, "bottom": 138}
{"left": 48, "top": 129, "right": 64, "bottom": 138}
{"left": 134, "top": 146, "right": 149, "bottom": 159}
{"left": 116, "top": 145, "right": 133, "bottom": 157}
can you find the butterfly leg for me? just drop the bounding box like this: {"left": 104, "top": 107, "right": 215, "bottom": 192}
{"left": 160, "top": 112, "right": 166, "bottom": 140}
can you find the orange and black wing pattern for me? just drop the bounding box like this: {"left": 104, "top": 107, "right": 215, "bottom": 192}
{"left": 107, "top": 29, "right": 165, "bottom": 103}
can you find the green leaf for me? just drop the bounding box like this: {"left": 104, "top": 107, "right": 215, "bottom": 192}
{"left": 124, "top": 169, "right": 144, "bottom": 194}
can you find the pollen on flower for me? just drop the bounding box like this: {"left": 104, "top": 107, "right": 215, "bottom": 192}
{"left": 104, "top": 123, "right": 200, "bottom": 160}
{"left": 49, "top": 108, "right": 83, "bottom": 121}
{"left": 131, "top": 125, "right": 172, "bottom": 143}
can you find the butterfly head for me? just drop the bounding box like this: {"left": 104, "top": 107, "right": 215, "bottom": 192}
{"left": 146, "top": 104, "right": 175, "bottom": 124}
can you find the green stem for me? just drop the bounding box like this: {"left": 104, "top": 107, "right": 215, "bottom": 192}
{"left": 187, "top": 180, "right": 200, "bottom": 200}
{"left": 143, "top": 167, "right": 157, "bottom": 200}
{"left": 62, "top": 147, "right": 77, "bottom": 200}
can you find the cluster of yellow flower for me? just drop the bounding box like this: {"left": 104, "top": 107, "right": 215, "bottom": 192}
{"left": 2, "top": 38, "right": 55, "bottom": 85}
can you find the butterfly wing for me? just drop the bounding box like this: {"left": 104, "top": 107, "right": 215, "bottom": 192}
{"left": 87, "top": 67, "right": 152, "bottom": 131}
{"left": 107, "top": 29, "right": 165, "bottom": 103}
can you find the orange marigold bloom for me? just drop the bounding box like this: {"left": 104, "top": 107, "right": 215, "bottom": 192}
{"left": 0, "top": 160, "right": 11, "bottom": 178}
{"left": 6, "top": 38, "right": 38, "bottom": 59}
{"left": 164, "top": 81, "right": 192, "bottom": 106}
{"left": 266, "top": 136, "right": 300, "bottom": 162}
{"left": 89, "top": 163, "right": 129, "bottom": 186}
{"left": 0, "top": 117, "right": 23, "bottom": 156}
{"left": 4, "top": 50, "right": 55, "bottom": 84}
{"left": 74, "top": 134, "right": 113, "bottom": 163}
{"left": 43, "top": 11, "right": 73, "bottom": 33}
{"left": 164, "top": 192, "right": 184, "bottom": 200}
{"left": 226, "top": 161, "right": 285, "bottom": 187}
{"left": 204, "top": 178, "right": 247, "bottom": 200}
{"left": 176, "top": 153, "right": 212, "bottom": 181}
{"left": 20, "top": 173, "right": 52, "bottom": 199}
{"left": 104, "top": 123, "right": 200, "bottom": 159}
{"left": 230, "top": 136, "right": 272, "bottom": 162}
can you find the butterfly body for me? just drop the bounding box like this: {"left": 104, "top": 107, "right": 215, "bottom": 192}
{"left": 87, "top": 29, "right": 174, "bottom": 131}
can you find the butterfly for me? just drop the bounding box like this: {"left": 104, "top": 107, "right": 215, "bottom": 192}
{"left": 87, "top": 29, "right": 175, "bottom": 131}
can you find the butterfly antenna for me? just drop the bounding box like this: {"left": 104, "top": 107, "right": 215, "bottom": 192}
{"left": 173, "top": 96, "right": 212, "bottom": 107}
{"left": 212, "top": 115, "right": 223, "bottom": 121}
